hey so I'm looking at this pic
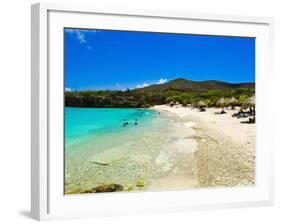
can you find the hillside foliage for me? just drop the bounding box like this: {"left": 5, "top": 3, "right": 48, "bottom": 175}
{"left": 65, "top": 79, "right": 255, "bottom": 108}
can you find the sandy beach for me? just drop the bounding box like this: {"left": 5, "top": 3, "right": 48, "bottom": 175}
{"left": 152, "top": 105, "right": 256, "bottom": 188}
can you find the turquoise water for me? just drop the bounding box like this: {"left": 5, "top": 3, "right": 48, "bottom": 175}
{"left": 65, "top": 107, "right": 157, "bottom": 147}
{"left": 64, "top": 107, "right": 197, "bottom": 193}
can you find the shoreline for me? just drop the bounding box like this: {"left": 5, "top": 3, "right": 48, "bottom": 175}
{"left": 152, "top": 105, "right": 256, "bottom": 187}
{"left": 65, "top": 107, "right": 199, "bottom": 194}
{"left": 65, "top": 105, "right": 255, "bottom": 194}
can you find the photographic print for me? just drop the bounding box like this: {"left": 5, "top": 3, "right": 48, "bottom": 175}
{"left": 64, "top": 28, "right": 255, "bottom": 195}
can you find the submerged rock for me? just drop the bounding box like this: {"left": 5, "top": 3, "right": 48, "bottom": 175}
{"left": 127, "top": 186, "right": 134, "bottom": 191}
{"left": 82, "top": 183, "right": 124, "bottom": 193}
{"left": 136, "top": 180, "right": 145, "bottom": 187}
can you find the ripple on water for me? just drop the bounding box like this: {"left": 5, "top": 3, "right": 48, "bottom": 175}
{"left": 65, "top": 109, "right": 198, "bottom": 193}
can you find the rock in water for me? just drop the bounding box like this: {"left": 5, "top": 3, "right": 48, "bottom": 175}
{"left": 136, "top": 180, "right": 145, "bottom": 187}
{"left": 127, "top": 186, "right": 134, "bottom": 191}
{"left": 81, "top": 183, "right": 124, "bottom": 193}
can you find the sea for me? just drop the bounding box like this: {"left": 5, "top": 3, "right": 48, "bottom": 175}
{"left": 64, "top": 107, "right": 197, "bottom": 193}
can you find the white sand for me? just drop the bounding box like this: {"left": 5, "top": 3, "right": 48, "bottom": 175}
{"left": 152, "top": 105, "right": 256, "bottom": 187}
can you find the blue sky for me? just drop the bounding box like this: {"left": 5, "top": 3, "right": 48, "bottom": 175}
{"left": 64, "top": 28, "right": 255, "bottom": 91}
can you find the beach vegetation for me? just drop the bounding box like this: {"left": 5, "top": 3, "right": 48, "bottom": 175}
{"left": 65, "top": 78, "right": 255, "bottom": 108}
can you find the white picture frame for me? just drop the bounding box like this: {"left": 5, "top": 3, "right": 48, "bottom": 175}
{"left": 31, "top": 2, "right": 274, "bottom": 221}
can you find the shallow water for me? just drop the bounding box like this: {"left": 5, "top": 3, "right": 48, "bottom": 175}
{"left": 64, "top": 107, "right": 197, "bottom": 193}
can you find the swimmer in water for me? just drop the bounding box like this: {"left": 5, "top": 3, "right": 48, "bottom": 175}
{"left": 123, "top": 121, "right": 129, "bottom": 127}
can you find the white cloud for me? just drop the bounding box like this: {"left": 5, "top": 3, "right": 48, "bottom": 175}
{"left": 65, "top": 87, "right": 72, "bottom": 92}
{"left": 65, "top": 29, "right": 101, "bottom": 46}
{"left": 136, "top": 83, "right": 149, "bottom": 89}
{"left": 157, "top": 78, "right": 168, "bottom": 84}
{"left": 75, "top": 30, "right": 86, "bottom": 43}
{"left": 115, "top": 83, "right": 123, "bottom": 89}
{"left": 134, "top": 78, "right": 168, "bottom": 89}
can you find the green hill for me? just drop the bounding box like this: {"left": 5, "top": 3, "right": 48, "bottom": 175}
{"left": 134, "top": 78, "right": 254, "bottom": 92}
{"left": 65, "top": 78, "right": 255, "bottom": 108}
